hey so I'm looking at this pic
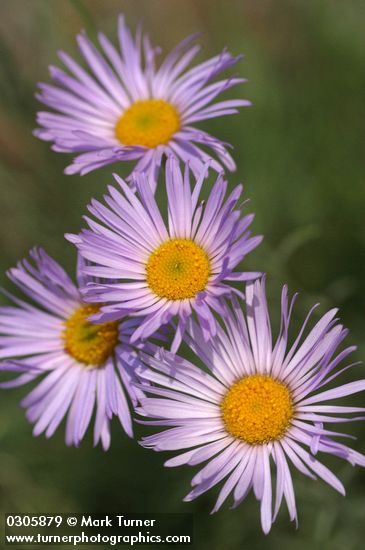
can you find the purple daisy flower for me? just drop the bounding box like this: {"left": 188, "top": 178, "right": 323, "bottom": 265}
{"left": 136, "top": 278, "right": 365, "bottom": 533}
{"left": 0, "top": 248, "right": 155, "bottom": 450}
{"left": 34, "top": 14, "right": 250, "bottom": 189}
{"left": 67, "top": 158, "right": 262, "bottom": 350}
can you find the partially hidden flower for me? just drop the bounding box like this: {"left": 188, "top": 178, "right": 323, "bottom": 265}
{"left": 34, "top": 14, "right": 250, "bottom": 190}
{"left": 67, "top": 158, "right": 262, "bottom": 350}
{"left": 136, "top": 278, "right": 365, "bottom": 533}
{"left": 0, "top": 248, "right": 157, "bottom": 449}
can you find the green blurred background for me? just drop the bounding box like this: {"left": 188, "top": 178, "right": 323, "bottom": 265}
{"left": 1, "top": 1, "right": 365, "bottom": 548}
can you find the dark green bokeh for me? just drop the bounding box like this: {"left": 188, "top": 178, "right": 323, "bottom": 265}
{"left": 0, "top": 1, "right": 365, "bottom": 548}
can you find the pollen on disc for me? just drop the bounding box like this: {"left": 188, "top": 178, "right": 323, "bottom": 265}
{"left": 221, "top": 374, "right": 294, "bottom": 445}
{"left": 63, "top": 304, "right": 119, "bottom": 366}
{"left": 115, "top": 99, "right": 180, "bottom": 148}
{"left": 146, "top": 238, "right": 210, "bottom": 301}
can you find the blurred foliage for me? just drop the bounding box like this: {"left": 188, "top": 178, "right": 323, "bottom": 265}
{"left": 0, "top": 1, "right": 365, "bottom": 549}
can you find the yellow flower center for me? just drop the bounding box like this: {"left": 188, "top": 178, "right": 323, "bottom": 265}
{"left": 221, "top": 375, "right": 293, "bottom": 445}
{"left": 63, "top": 305, "right": 119, "bottom": 367}
{"left": 115, "top": 99, "right": 180, "bottom": 148}
{"left": 146, "top": 239, "right": 210, "bottom": 301}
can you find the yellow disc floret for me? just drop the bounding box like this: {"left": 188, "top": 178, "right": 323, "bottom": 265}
{"left": 146, "top": 239, "right": 210, "bottom": 301}
{"left": 115, "top": 99, "right": 180, "bottom": 148}
{"left": 221, "top": 375, "right": 294, "bottom": 445}
{"left": 63, "top": 304, "right": 119, "bottom": 367}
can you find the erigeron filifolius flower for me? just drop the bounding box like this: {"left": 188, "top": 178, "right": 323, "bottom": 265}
{"left": 34, "top": 14, "right": 250, "bottom": 190}
{"left": 136, "top": 278, "right": 365, "bottom": 533}
{"left": 67, "top": 158, "right": 262, "bottom": 350}
{"left": 0, "top": 248, "right": 159, "bottom": 449}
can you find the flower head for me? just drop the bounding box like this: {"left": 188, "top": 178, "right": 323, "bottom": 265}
{"left": 0, "top": 248, "right": 156, "bottom": 449}
{"left": 136, "top": 278, "right": 365, "bottom": 533}
{"left": 34, "top": 14, "right": 250, "bottom": 189}
{"left": 67, "top": 158, "right": 262, "bottom": 350}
